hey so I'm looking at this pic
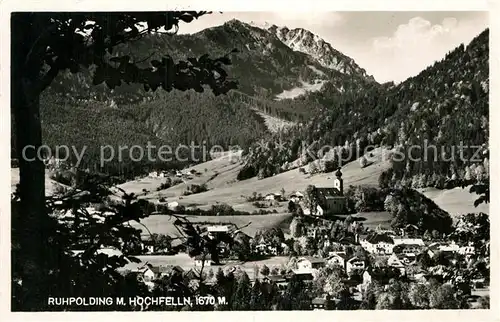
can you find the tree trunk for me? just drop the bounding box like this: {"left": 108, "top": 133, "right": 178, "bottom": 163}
{"left": 11, "top": 14, "right": 48, "bottom": 311}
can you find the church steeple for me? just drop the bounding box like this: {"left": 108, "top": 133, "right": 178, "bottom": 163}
{"left": 334, "top": 167, "right": 343, "bottom": 196}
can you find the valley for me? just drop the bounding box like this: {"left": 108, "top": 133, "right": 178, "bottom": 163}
{"left": 9, "top": 12, "right": 491, "bottom": 312}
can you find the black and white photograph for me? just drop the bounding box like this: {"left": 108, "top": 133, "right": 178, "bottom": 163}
{"left": 2, "top": 1, "right": 495, "bottom": 316}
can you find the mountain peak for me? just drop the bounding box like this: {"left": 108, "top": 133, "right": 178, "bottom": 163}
{"left": 267, "top": 24, "right": 373, "bottom": 79}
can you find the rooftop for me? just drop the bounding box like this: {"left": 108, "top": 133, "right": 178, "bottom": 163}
{"left": 312, "top": 297, "right": 327, "bottom": 305}
{"left": 299, "top": 256, "right": 326, "bottom": 264}
{"left": 194, "top": 254, "right": 212, "bottom": 261}
{"left": 265, "top": 275, "right": 287, "bottom": 282}
{"left": 150, "top": 265, "right": 184, "bottom": 274}
{"left": 364, "top": 233, "right": 394, "bottom": 244}
{"left": 207, "top": 225, "right": 230, "bottom": 233}
{"left": 393, "top": 238, "right": 425, "bottom": 246}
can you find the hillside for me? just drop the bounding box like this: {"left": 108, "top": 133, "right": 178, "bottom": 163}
{"left": 420, "top": 186, "right": 489, "bottom": 218}
{"left": 239, "top": 29, "right": 489, "bottom": 190}
{"left": 117, "top": 147, "right": 392, "bottom": 213}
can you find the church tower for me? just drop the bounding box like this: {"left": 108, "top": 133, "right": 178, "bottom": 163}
{"left": 334, "top": 167, "right": 344, "bottom": 196}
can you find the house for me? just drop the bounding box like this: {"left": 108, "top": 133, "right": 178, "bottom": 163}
{"left": 360, "top": 266, "right": 403, "bottom": 290}
{"left": 207, "top": 225, "right": 230, "bottom": 234}
{"left": 387, "top": 253, "right": 406, "bottom": 275}
{"left": 150, "top": 265, "right": 185, "bottom": 279}
{"left": 194, "top": 255, "right": 213, "bottom": 267}
{"left": 290, "top": 271, "right": 314, "bottom": 286}
{"left": 255, "top": 243, "right": 269, "bottom": 255}
{"left": 207, "top": 225, "right": 230, "bottom": 238}
{"left": 72, "top": 246, "right": 123, "bottom": 257}
{"left": 297, "top": 256, "right": 326, "bottom": 272}
{"left": 346, "top": 256, "right": 365, "bottom": 275}
{"left": 311, "top": 295, "right": 333, "bottom": 310}
{"left": 362, "top": 269, "right": 372, "bottom": 285}
{"left": 255, "top": 244, "right": 278, "bottom": 256}
{"left": 393, "top": 237, "right": 425, "bottom": 248}
{"left": 262, "top": 275, "right": 289, "bottom": 291}
{"left": 264, "top": 193, "right": 282, "bottom": 201}
{"left": 427, "top": 241, "right": 460, "bottom": 258}
{"left": 360, "top": 233, "right": 395, "bottom": 255}
{"left": 136, "top": 266, "right": 156, "bottom": 282}
{"left": 327, "top": 252, "right": 348, "bottom": 268}
{"left": 150, "top": 265, "right": 175, "bottom": 279}
{"left": 392, "top": 239, "right": 424, "bottom": 255}
{"left": 290, "top": 191, "right": 304, "bottom": 202}
{"left": 459, "top": 244, "right": 475, "bottom": 256}
{"left": 167, "top": 201, "right": 179, "bottom": 211}
{"left": 402, "top": 253, "right": 417, "bottom": 265}
{"left": 143, "top": 244, "right": 155, "bottom": 254}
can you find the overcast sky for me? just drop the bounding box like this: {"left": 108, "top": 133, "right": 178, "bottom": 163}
{"left": 177, "top": 11, "right": 488, "bottom": 83}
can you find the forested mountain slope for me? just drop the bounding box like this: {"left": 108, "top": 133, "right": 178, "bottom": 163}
{"left": 239, "top": 29, "right": 489, "bottom": 189}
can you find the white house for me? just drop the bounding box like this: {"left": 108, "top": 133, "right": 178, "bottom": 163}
{"left": 346, "top": 256, "right": 365, "bottom": 275}
{"left": 393, "top": 238, "right": 425, "bottom": 247}
{"left": 143, "top": 244, "right": 155, "bottom": 254}
{"left": 133, "top": 266, "right": 156, "bottom": 282}
{"left": 327, "top": 252, "right": 347, "bottom": 268}
{"left": 264, "top": 193, "right": 282, "bottom": 201}
{"left": 427, "top": 241, "right": 460, "bottom": 257}
{"left": 290, "top": 191, "right": 304, "bottom": 200}
{"left": 459, "top": 244, "right": 475, "bottom": 256}
{"left": 296, "top": 256, "right": 326, "bottom": 272}
{"left": 207, "top": 225, "right": 230, "bottom": 239}
{"left": 360, "top": 233, "right": 395, "bottom": 255}
{"left": 167, "top": 201, "right": 179, "bottom": 210}
{"left": 393, "top": 239, "right": 425, "bottom": 255}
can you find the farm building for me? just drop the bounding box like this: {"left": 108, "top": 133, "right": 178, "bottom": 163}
{"left": 289, "top": 191, "right": 304, "bottom": 202}
{"left": 264, "top": 193, "right": 283, "bottom": 201}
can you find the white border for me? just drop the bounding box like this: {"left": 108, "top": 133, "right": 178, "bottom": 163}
{"left": 0, "top": 1, "right": 497, "bottom": 322}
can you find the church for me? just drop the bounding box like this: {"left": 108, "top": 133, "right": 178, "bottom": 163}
{"left": 301, "top": 168, "right": 348, "bottom": 217}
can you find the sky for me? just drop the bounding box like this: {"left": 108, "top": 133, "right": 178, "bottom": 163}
{"left": 177, "top": 11, "right": 489, "bottom": 83}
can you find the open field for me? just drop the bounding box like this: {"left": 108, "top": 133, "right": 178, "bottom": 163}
{"left": 128, "top": 213, "right": 293, "bottom": 238}
{"left": 419, "top": 186, "right": 489, "bottom": 220}
{"left": 11, "top": 147, "right": 489, "bottom": 225}
{"left": 132, "top": 254, "right": 291, "bottom": 281}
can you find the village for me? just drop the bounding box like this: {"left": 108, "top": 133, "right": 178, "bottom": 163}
{"left": 106, "top": 168, "right": 489, "bottom": 310}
